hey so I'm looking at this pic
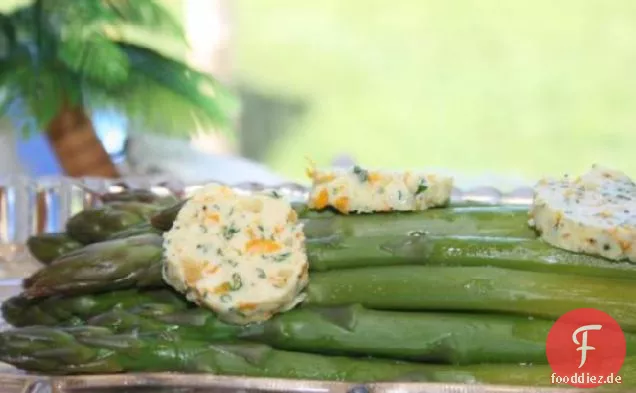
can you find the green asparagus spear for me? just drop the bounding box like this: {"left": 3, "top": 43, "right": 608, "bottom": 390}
{"left": 2, "top": 289, "right": 187, "bottom": 327}
{"left": 22, "top": 234, "right": 165, "bottom": 299}
{"left": 0, "top": 287, "right": 560, "bottom": 365}
{"left": 4, "top": 324, "right": 630, "bottom": 386}
{"left": 106, "top": 222, "right": 163, "bottom": 240}
{"left": 24, "top": 262, "right": 636, "bottom": 333}
{"left": 14, "top": 285, "right": 636, "bottom": 367}
{"left": 148, "top": 199, "right": 353, "bottom": 232}
{"left": 150, "top": 199, "right": 508, "bottom": 231}
{"left": 240, "top": 304, "right": 600, "bottom": 365}
{"left": 303, "top": 206, "right": 534, "bottom": 240}
{"left": 18, "top": 207, "right": 541, "bottom": 299}
{"left": 6, "top": 289, "right": 549, "bottom": 365}
{"left": 307, "top": 234, "right": 636, "bottom": 279}
{"left": 89, "top": 307, "right": 244, "bottom": 340}
{"left": 67, "top": 202, "right": 161, "bottom": 244}
{"left": 152, "top": 200, "right": 533, "bottom": 238}
{"left": 88, "top": 304, "right": 636, "bottom": 365}
{"left": 101, "top": 189, "right": 180, "bottom": 206}
{"left": 306, "top": 266, "right": 636, "bottom": 332}
{"left": 26, "top": 233, "right": 83, "bottom": 265}
{"left": 150, "top": 200, "right": 187, "bottom": 231}
{"left": 22, "top": 230, "right": 636, "bottom": 308}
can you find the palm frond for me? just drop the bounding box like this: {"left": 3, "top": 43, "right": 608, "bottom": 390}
{"left": 0, "top": 72, "right": 22, "bottom": 130}
{"left": 120, "top": 44, "right": 239, "bottom": 131}
{"left": 0, "top": 63, "right": 77, "bottom": 137}
{"left": 0, "top": 0, "right": 236, "bottom": 141}
{"left": 36, "top": 0, "right": 186, "bottom": 90}
{"left": 45, "top": 0, "right": 185, "bottom": 42}
{"left": 82, "top": 60, "right": 239, "bottom": 139}
{"left": 0, "top": 46, "right": 35, "bottom": 135}
{"left": 0, "top": 38, "right": 81, "bottom": 137}
{"left": 0, "top": 14, "right": 16, "bottom": 57}
{"left": 84, "top": 72, "right": 226, "bottom": 139}
{"left": 5, "top": 2, "right": 58, "bottom": 64}
{"left": 101, "top": 0, "right": 185, "bottom": 40}
{"left": 57, "top": 27, "right": 129, "bottom": 88}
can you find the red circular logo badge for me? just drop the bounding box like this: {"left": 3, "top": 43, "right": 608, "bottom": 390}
{"left": 546, "top": 308, "right": 626, "bottom": 388}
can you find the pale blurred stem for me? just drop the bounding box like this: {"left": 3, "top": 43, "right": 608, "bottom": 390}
{"left": 46, "top": 103, "right": 120, "bottom": 178}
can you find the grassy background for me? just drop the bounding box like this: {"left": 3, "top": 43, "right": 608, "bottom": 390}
{"left": 234, "top": 0, "right": 636, "bottom": 183}
{"left": 5, "top": 0, "right": 636, "bottom": 185}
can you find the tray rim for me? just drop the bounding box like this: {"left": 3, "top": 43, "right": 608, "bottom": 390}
{"left": 0, "top": 372, "right": 617, "bottom": 393}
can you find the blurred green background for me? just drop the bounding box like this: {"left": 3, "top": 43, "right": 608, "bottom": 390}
{"left": 6, "top": 0, "right": 636, "bottom": 184}
{"left": 233, "top": 0, "right": 636, "bottom": 183}
{"left": 231, "top": 0, "right": 636, "bottom": 178}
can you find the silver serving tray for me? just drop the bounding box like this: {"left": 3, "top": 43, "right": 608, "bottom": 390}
{"left": 0, "top": 176, "right": 604, "bottom": 393}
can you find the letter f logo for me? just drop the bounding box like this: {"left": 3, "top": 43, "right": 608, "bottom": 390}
{"left": 546, "top": 309, "right": 625, "bottom": 388}
{"left": 572, "top": 324, "right": 603, "bottom": 368}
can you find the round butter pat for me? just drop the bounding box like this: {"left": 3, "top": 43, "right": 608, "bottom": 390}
{"left": 529, "top": 165, "right": 636, "bottom": 262}
{"left": 307, "top": 165, "right": 453, "bottom": 214}
{"left": 162, "top": 184, "right": 309, "bottom": 324}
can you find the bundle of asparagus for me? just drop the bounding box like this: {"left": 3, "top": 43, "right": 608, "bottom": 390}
{"left": 8, "top": 291, "right": 636, "bottom": 366}
{"left": 26, "top": 188, "right": 177, "bottom": 264}
{"left": 22, "top": 204, "right": 636, "bottom": 298}
{"left": 4, "top": 324, "right": 616, "bottom": 385}
{"left": 3, "top": 189, "right": 635, "bottom": 386}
